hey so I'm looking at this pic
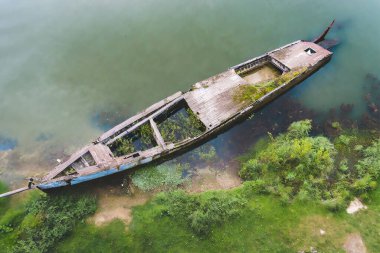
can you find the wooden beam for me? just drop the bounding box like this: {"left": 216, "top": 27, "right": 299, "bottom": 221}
{"left": 0, "top": 186, "right": 34, "bottom": 198}
{"left": 106, "top": 96, "right": 184, "bottom": 145}
{"left": 150, "top": 119, "right": 166, "bottom": 149}
{"left": 98, "top": 91, "right": 182, "bottom": 142}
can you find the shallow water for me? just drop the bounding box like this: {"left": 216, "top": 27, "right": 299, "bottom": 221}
{"left": 1, "top": 0, "right": 380, "bottom": 186}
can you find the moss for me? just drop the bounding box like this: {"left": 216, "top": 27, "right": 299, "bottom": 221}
{"left": 234, "top": 67, "right": 307, "bottom": 103}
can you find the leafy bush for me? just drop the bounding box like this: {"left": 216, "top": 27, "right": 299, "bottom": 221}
{"left": 13, "top": 193, "right": 97, "bottom": 253}
{"left": 131, "top": 163, "right": 189, "bottom": 191}
{"left": 157, "top": 190, "right": 247, "bottom": 237}
{"left": 239, "top": 120, "right": 380, "bottom": 210}
{"left": 353, "top": 139, "right": 380, "bottom": 197}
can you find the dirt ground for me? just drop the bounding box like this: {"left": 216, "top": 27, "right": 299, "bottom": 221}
{"left": 187, "top": 162, "right": 242, "bottom": 193}
{"left": 88, "top": 186, "right": 152, "bottom": 228}
{"left": 89, "top": 160, "right": 242, "bottom": 228}
{"left": 343, "top": 233, "right": 367, "bottom": 253}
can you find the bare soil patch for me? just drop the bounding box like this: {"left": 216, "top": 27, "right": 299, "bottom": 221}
{"left": 89, "top": 186, "right": 151, "bottom": 228}
{"left": 187, "top": 161, "right": 241, "bottom": 193}
{"left": 343, "top": 233, "right": 367, "bottom": 253}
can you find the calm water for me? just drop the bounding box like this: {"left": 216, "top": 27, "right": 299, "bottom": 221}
{"left": 1, "top": 0, "right": 380, "bottom": 186}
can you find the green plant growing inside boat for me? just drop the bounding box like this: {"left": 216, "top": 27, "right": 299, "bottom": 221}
{"left": 234, "top": 67, "right": 307, "bottom": 103}
{"left": 110, "top": 122, "right": 156, "bottom": 157}
{"left": 157, "top": 107, "right": 205, "bottom": 143}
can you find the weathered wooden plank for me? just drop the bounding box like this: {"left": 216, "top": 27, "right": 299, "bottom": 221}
{"left": 150, "top": 119, "right": 166, "bottom": 149}
{"left": 0, "top": 187, "right": 33, "bottom": 198}
{"left": 43, "top": 145, "right": 92, "bottom": 180}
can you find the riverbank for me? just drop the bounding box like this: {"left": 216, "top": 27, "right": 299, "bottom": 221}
{"left": 2, "top": 119, "right": 380, "bottom": 252}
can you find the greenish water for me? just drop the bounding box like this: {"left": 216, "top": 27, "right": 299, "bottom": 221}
{"left": 1, "top": 0, "right": 380, "bottom": 185}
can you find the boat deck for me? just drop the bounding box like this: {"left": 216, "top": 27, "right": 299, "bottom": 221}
{"left": 184, "top": 40, "right": 331, "bottom": 130}
{"left": 184, "top": 69, "right": 248, "bottom": 129}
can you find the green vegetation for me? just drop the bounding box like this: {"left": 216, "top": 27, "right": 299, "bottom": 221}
{"left": 131, "top": 163, "right": 190, "bottom": 191}
{"left": 155, "top": 190, "right": 246, "bottom": 237}
{"left": 157, "top": 107, "right": 205, "bottom": 143}
{"left": 332, "top": 121, "right": 342, "bottom": 131}
{"left": 111, "top": 137, "right": 134, "bottom": 157}
{"left": 240, "top": 120, "right": 380, "bottom": 210}
{"left": 4, "top": 120, "right": 380, "bottom": 253}
{"left": 0, "top": 182, "right": 10, "bottom": 215}
{"left": 235, "top": 67, "right": 307, "bottom": 103}
{"left": 0, "top": 191, "right": 96, "bottom": 253}
{"left": 55, "top": 184, "right": 380, "bottom": 252}
{"left": 110, "top": 107, "right": 205, "bottom": 156}
{"left": 110, "top": 122, "right": 156, "bottom": 157}
{"left": 55, "top": 220, "right": 130, "bottom": 253}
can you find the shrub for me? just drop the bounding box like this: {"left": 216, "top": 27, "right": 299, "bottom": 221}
{"left": 13, "top": 193, "right": 97, "bottom": 253}
{"left": 158, "top": 190, "right": 247, "bottom": 237}
{"left": 240, "top": 120, "right": 359, "bottom": 209}
{"left": 240, "top": 120, "right": 380, "bottom": 210}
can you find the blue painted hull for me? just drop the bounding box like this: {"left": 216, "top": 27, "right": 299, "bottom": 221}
{"left": 37, "top": 157, "right": 154, "bottom": 190}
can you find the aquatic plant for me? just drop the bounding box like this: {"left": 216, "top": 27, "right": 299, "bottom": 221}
{"left": 234, "top": 67, "right": 307, "bottom": 103}
{"left": 109, "top": 122, "right": 156, "bottom": 157}
{"left": 331, "top": 121, "right": 342, "bottom": 130}
{"left": 131, "top": 163, "right": 189, "bottom": 191}
{"left": 157, "top": 108, "right": 205, "bottom": 143}
{"left": 111, "top": 137, "right": 135, "bottom": 156}
{"left": 182, "top": 144, "right": 218, "bottom": 164}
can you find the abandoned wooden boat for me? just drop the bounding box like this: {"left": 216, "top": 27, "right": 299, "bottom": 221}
{"left": 0, "top": 22, "right": 336, "bottom": 197}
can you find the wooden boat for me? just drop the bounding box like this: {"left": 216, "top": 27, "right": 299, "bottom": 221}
{"left": 0, "top": 22, "right": 335, "bottom": 197}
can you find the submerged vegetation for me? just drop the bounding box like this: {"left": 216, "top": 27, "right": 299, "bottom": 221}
{"left": 240, "top": 120, "right": 380, "bottom": 210}
{"left": 131, "top": 163, "right": 189, "bottom": 191}
{"left": 235, "top": 67, "right": 307, "bottom": 103}
{"left": 157, "top": 107, "right": 205, "bottom": 143}
{"left": 110, "top": 122, "right": 156, "bottom": 157}
{"left": 109, "top": 106, "right": 205, "bottom": 157}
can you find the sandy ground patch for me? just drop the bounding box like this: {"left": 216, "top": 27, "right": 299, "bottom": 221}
{"left": 187, "top": 161, "right": 241, "bottom": 193}
{"left": 89, "top": 160, "right": 242, "bottom": 228}
{"left": 343, "top": 233, "right": 367, "bottom": 253}
{"left": 89, "top": 186, "right": 151, "bottom": 228}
